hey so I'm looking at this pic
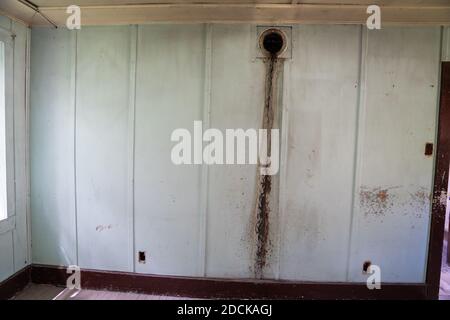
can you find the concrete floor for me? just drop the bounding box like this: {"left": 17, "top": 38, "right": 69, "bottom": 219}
{"left": 12, "top": 284, "right": 192, "bottom": 300}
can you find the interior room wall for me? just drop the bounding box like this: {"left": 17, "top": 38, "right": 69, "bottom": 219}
{"left": 30, "top": 24, "right": 447, "bottom": 283}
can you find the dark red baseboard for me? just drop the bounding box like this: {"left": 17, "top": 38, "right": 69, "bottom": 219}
{"left": 31, "top": 264, "right": 427, "bottom": 300}
{"left": 0, "top": 264, "right": 431, "bottom": 300}
{"left": 0, "top": 265, "right": 31, "bottom": 300}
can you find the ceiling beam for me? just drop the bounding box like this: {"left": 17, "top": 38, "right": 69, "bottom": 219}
{"left": 32, "top": 4, "right": 450, "bottom": 26}
{"left": 1, "top": 1, "right": 449, "bottom": 26}
{"left": 26, "top": 1, "right": 450, "bottom": 6}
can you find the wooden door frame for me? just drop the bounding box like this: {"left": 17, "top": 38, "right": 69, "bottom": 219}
{"left": 426, "top": 61, "right": 450, "bottom": 299}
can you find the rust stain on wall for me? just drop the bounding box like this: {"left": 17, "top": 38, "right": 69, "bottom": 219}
{"left": 254, "top": 50, "right": 282, "bottom": 278}
{"left": 360, "top": 186, "right": 397, "bottom": 216}
{"left": 255, "top": 174, "right": 272, "bottom": 276}
{"left": 361, "top": 185, "right": 433, "bottom": 218}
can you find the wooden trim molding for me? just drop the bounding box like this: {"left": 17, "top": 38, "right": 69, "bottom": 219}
{"left": 31, "top": 264, "right": 426, "bottom": 300}
{"left": 0, "top": 265, "right": 31, "bottom": 300}
{"left": 27, "top": 4, "right": 450, "bottom": 26}
{"left": 0, "top": 264, "right": 431, "bottom": 299}
{"left": 2, "top": 1, "right": 450, "bottom": 27}
{"left": 426, "top": 61, "right": 450, "bottom": 300}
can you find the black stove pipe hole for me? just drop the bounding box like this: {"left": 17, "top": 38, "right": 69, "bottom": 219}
{"left": 261, "top": 30, "right": 285, "bottom": 56}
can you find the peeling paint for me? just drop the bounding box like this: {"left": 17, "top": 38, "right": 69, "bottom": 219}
{"left": 440, "top": 190, "right": 448, "bottom": 206}
{"left": 432, "top": 189, "right": 448, "bottom": 212}
{"left": 431, "top": 191, "right": 447, "bottom": 219}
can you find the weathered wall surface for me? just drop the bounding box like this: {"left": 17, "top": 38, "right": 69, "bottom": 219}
{"left": 30, "top": 24, "right": 446, "bottom": 283}
{"left": 0, "top": 15, "right": 30, "bottom": 282}
{"left": 30, "top": 28, "right": 77, "bottom": 267}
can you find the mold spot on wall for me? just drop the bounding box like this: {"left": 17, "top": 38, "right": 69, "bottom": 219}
{"left": 253, "top": 28, "right": 285, "bottom": 279}
{"left": 360, "top": 186, "right": 396, "bottom": 216}
{"left": 255, "top": 175, "right": 272, "bottom": 276}
{"left": 361, "top": 185, "right": 432, "bottom": 219}
{"left": 95, "top": 224, "right": 112, "bottom": 232}
{"left": 408, "top": 187, "right": 430, "bottom": 217}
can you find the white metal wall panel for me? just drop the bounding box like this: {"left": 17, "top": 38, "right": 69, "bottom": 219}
{"left": 348, "top": 27, "right": 441, "bottom": 283}
{"left": 0, "top": 16, "right": 10, "bottom": 29}
{"left": 134, "top": 25, "right": 205, "bottom": 276}
{"left": 29, "top": 24, "right": 444, "bottom": 283}
{"left": 12, "top": 20, "right": 30, "bottom": 272}
{"left": 76, "top": 26, "right": 133, "bottom": 272}
{"left": 205, "top": 25, "right": 265, "bottom": 278}
{"left": 30, "top": 28, "right": 77, "bottom": 266}
{"left": 279, "top": 25, "right": 361, "bottom": 281}
{"left": 0, "top": 231, "right": 13, "bottom": 282}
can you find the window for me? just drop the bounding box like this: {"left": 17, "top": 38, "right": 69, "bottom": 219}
{"left": 0, "top": 39, "right": 5, "bottom": 221}
{"left": 0, "top": 29, "right": 14, "bottom": 223}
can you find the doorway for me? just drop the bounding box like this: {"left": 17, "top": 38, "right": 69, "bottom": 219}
{"left": 440, "top": 169, "right": 450, "bottom": 299}
{"left": 436, "top": 61, "right": 450, "bottom": 299}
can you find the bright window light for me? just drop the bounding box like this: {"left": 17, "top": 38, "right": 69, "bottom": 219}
{"left": 0, "top": 40, "right": 7, "bottom": 222}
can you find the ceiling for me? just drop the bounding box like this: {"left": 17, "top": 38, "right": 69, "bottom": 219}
{"left": 0, "top": 0, "right": 449, "bottom": 26}
{"left": 23, "top": 0, "right": 450, "bottom": 5}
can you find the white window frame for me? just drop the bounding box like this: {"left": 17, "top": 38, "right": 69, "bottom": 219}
{"left": 0, "top": 27, "right": 16, "bottom": 234}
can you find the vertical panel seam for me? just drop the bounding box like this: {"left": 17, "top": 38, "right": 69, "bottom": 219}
{"left": 199, "top": 23, "right": 212, "bottom": 277}
{"left": 11, "top": 20, "right": 27, "bottom": 271}
{"left": 10, "top": 230, "right": 15, "bottom": 274}
{"left": 25, "top": 26, "right": 31, "bottom": 265}
{"left": 128, "top": 25, "right": 138, "bottom": 273}
{"left": 345, "top": 25, "right": 367, "bottom": 282}
{"left": 74, "top": 30, "right": 79, "bottom": 266}
{"left": 11, "top": 20, "right": 16, "bottom": 273}
{"left": 276, "top": 28, "right": 293, "bottom": 281}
